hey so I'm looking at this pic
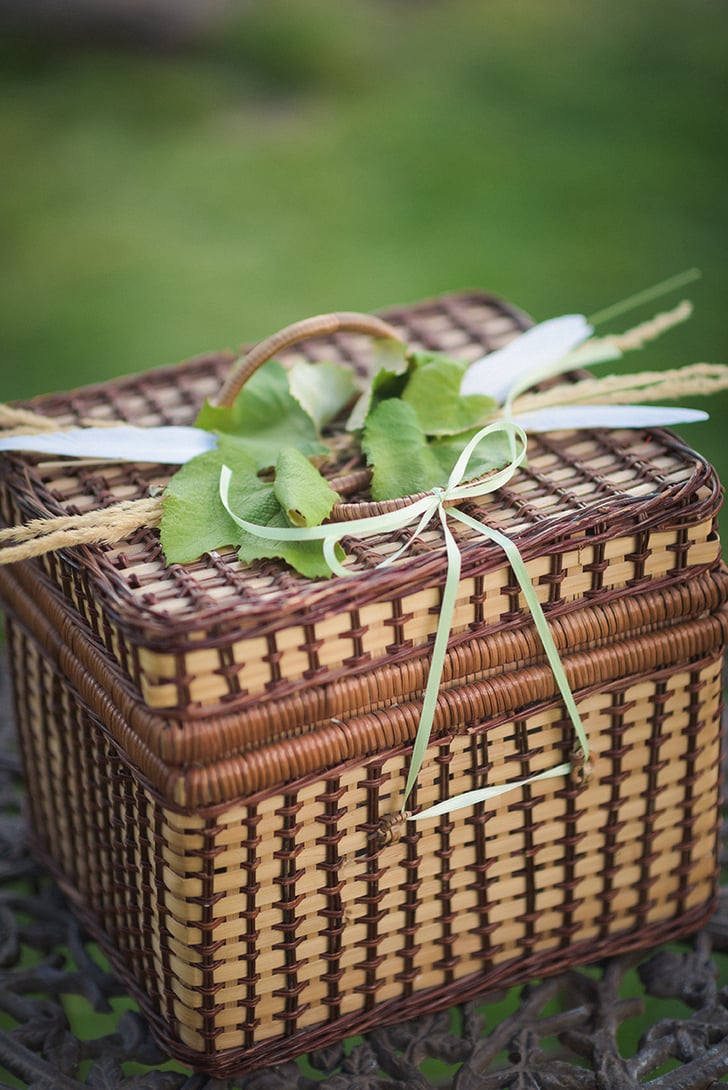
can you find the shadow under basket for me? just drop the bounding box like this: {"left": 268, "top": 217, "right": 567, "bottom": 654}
{"left": 0, "top": 290, "right": 725, "bottom": 1076}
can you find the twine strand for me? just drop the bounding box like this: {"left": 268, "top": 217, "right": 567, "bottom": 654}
{"left": 0, "top": 403, "right": 126, "bottom": 438}
{"left": 0, "top": 405, "right": 66, "bottom": 434}
{"left": 0, "top": 497, "right": 162, "bottom": 564}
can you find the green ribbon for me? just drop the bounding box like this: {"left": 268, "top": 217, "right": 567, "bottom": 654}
{"left": 219, "top": 420, "right": 589, "bottom": 824}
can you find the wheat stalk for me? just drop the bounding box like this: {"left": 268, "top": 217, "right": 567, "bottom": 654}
{"left": 511, "top": 363, "right": 728, "bottom": 415}
{"left": 602, "top": 299, "right": 693, "bottom": 352}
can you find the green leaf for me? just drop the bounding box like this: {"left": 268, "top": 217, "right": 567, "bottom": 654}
{"left": 160, "top": 437, "right": 335, "bottom": 576}
{"left": 346, "top": 339, "right": 413, "bottom": 431}
{"left": 430, "top": 426, "right": 515, "bottom": 481}
{"left": 402, "top": 351, "right": 497, "bottom": 435}
{"left": 288, "top": 359, "right": 358, "bottom": 431}
{"left": 196, "top": 359, "right": 326, "bottom": 469}
{"left": 233, "top": 477, "right": 335, "bottom": 579}
{"left": 273, "top": 446, "right": 340, "bottom": 526}
{"left": 361, "top": 398, "right": 445, "bottom": 501}
{"left": 160, "top": 439, "right": 260, "bottom": 564}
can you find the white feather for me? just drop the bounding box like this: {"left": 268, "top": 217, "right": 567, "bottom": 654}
{"left": 511, "top": 405, "right": 709, "bottom": 433}
{"left": 0, "top": 425, "right": 217, "bottom": 464}
{"left": 460, "top": 315, "right": 593, "bottom": 401}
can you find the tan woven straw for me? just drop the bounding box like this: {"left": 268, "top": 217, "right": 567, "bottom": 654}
{"left": 0, "top": 291, "right": 724, "bottom": 1075}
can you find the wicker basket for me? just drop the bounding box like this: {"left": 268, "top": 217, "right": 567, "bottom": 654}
{"left": 0, "top": 291, "right": 725, "bottom": 1076}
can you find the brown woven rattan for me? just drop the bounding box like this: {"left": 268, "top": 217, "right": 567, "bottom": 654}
{"left": 0, "top": 291, "right": 725, "bottom": 1076}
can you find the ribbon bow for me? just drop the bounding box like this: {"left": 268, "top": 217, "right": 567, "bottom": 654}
{"left": 220, "top": 419, "right": 589, "bottom": 823}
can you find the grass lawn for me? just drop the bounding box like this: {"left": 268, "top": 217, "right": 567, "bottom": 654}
{"left": 1, "top": 0, "right": 726, "bottom": 477}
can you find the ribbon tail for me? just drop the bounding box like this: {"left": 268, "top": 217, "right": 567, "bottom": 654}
{"left": 400, "top": 505, "right": 462, "bottom": 812}
{"left": 399, "top": 506, "right": 588, "bottom": 826}
{"left": 412, "top": 762, "right": 572, "bottom": 823}
{"left": 449, "top": 508, "right": 589, "bottom": 764}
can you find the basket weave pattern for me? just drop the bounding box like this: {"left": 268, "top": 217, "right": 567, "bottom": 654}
{"left": 0, "top": 291, "right": 725, "bottom": 1075}
{"left": 6, "top": 600, "right": 724, "bottom": 1069}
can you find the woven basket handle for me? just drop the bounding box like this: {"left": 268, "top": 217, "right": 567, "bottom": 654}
{"left": 216, "top": 312, "right": 406, "bottom": 408}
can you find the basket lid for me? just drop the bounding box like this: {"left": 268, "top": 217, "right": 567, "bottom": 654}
{"left": 0, "top": 291, "right": 723, "bottom": 725}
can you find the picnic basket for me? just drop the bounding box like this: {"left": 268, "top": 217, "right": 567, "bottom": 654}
{"left": 0, "top": 290, "right": 725, "bottom": 1076}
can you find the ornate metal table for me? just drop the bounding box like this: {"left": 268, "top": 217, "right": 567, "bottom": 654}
{"left": 1, "top": 656, "right": 727, "bottom": 1089}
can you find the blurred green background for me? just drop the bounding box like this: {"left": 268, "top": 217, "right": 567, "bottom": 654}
{"left": 1, "top": 0, "right": 726, "bottom": 480}
{"left": 0, "top": 1, "right": 727, "bottom": 1080}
